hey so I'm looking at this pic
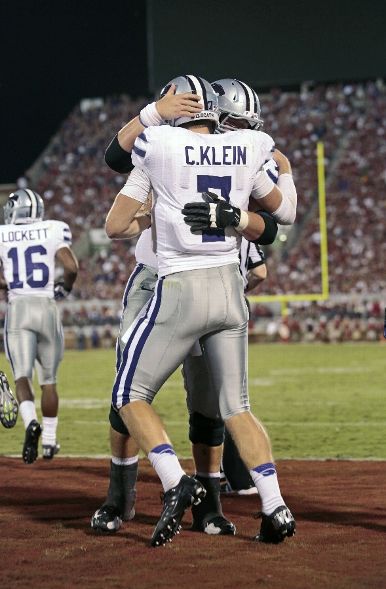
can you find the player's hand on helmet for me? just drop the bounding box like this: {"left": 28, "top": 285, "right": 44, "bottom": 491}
{"left": 182, "top": 192, "right": 242, "bottom": 233}
{"left": 156, "top": 84, "right": 203, "bottom": 120}
{"left": 54, "top": 281, "right": 72, "bottom": 300}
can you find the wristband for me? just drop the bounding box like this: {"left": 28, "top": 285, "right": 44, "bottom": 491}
{"left": 235, "top": 210, "right": 249, "bottom": 232}
{"left": 139, "top": 102, "right": 163, "bottom": 127}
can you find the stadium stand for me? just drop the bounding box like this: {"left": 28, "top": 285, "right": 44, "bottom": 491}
{"left": 1, "top": 81, "right": 384, "bottom": 344}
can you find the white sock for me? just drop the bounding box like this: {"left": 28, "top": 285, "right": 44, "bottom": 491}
{"left": 20, "top": 401, "right": 38, "bottom": 429}
{"left": 148, "top": 444, "right": 185, "bottom": 492}
{"left": 249, "top": 462, "right": 285, "bottom": 514}
{"left": 112, "top": 455, "right": 139, "bottom": 466}
{"left": 42, "top": 416, "right": 58, "bottom": 446}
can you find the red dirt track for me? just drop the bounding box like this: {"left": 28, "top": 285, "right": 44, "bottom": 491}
{"left": 1, "top": 457, "right": 385, "bottom": 589}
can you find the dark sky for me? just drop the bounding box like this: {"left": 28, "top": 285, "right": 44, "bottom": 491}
{"left": 2, "top": 0, "right": 385, "bottom": 184}
{"left": 1, "top": 0, "right": 148, "bottom": 183}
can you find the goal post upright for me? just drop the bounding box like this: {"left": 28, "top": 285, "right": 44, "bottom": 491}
{"left": 249, "top": 141, "right": 329, "bottom": 308}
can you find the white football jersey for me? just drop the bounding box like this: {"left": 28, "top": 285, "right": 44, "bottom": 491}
{"left": 121, "top": 126, "right": 274, "bottom": 276}
{"left": 0, "top": 220, "right": 72, "bottom": 301}
{"left": 134, "top": 227, "right": 157, "bottom": 269}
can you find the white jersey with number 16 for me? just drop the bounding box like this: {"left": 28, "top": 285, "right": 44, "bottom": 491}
{"left": 0, "top": 220, "right": 72, "bottom": 301}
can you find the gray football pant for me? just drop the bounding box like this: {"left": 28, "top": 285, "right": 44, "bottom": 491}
{"left": 4, "top": 296, "right": 64, "bottom": 384}
{"left": 116, "top": 263, "right": 158, "bottom": 369}
{"left": 113, "top": 264, "right": 250, "bottom": 420}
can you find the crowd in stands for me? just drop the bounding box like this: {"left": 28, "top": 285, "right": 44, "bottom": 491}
{"left": 261, "top": 80, "right": 386, "bottom": 296}
{"left": 249, "top": 298, "right": 383, "bottom": 343}
{"left": 8, "top": 79, "right": 385, "bottom": 342}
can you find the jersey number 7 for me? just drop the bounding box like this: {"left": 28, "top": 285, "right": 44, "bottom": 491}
{"left": 197, "top": 175, "right": 231, "bottom": 242}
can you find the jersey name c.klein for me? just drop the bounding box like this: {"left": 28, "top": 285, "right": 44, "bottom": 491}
{"left": 121, "top": 126, "right": 274, "bottom": 277}
{"left": 0, "top": 219, "right": 72, "bottom": 300}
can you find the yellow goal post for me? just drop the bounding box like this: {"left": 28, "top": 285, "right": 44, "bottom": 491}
{"left": 248, "top": 141, "right": 329, "bottom": 315}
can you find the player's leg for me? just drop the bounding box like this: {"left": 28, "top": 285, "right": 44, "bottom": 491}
{"left": 4, "top": 299, "right": 42, "bottom": 463}
{"left": 224, "top": 412, "right": 295, "bottom": 542}
{"left": 221, "top": 428, "right": 257, "bottom": 494}
{"left": 115, "top": 275, "right": 209, "bottom": 546}
{"left": 39, "top": 382, "right": 60, "bottom": 459}
{"left": 183, "top": 353, "right": 235, "bottom": 535}
{"left": 36, "top": 299, "right": 64, "bottom": 460}
{"left": 92, "top": 264, "right": 157, "bottom": 532}
{"left": 91, "top": 409, "right": 139, "bottom": 533}
{"left": 93, "top": 265, "right": 157, "bottom": 531}
{"left": 16, "top": 376, "right": 42, "bottom": 464}
{"left": 203, "top": 314, "right": 295, "bottom": 543}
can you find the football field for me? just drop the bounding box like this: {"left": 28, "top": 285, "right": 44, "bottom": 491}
{"left": 1, "top": 342, "right": 385, "bottom": 459}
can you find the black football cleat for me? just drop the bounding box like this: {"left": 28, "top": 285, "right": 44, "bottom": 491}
{"left": 42, "top": 443, "right": 61, "bottom": 460}
{"left": 151, "top": 475, "right": 206, "bottom": 547}
{"left": 22, "top": 420, "right": 42, "bottom": 464}
{"left": 255, "top": 505, "right": 296, "bottom": 544}
{"left": 0, "top": 371, "right": 18, "bottom": 429}
{"left": 91, "top": 505, "right": 123, "bottom": 533}
{"left": 191, "top": 474, "right": 236, "bottom": 535}
{"left": 191, "top": 514, "right": 236, "bottom": 536}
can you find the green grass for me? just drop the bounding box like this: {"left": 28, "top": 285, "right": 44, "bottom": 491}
{"left": 1, "top": 343, "right": 385, "bottom": 459}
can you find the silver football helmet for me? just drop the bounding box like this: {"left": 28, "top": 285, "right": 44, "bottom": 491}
{"left": 160, "top": 74, "right": 219, "bottom": 128}
{"left": 3, "top": 189, "right": 44, "bottom": 225}
{"left": 211, "top": 78, "right": 263, "bottom": 133}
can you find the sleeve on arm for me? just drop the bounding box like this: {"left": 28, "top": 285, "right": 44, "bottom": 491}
{"left": 105, "top": 134, "right": 134, "bottom": 173}
{"left": 54, "top": 221, "right": 72, "bottom": 249}
{"left": 119, "top": 167, "right": 151, "bottom": 204}
{"left": 272, "top": 174, "right": 297, "bottom": 225}
{"left": 250, "top": 170, "right": 276, "bottom": 199}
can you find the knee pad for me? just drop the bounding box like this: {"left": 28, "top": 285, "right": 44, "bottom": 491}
{"left": 109, "top": 405, "right": 129, "bottom": 435}
{"left": 189, "top": 412, "right": 225, "bottom": 446}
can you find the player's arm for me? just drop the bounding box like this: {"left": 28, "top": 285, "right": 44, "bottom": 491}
{"left": 106, "top": 166, "right": 152, "bottom": 238}
{"left": 123, "top": 213, "right": 152, "bottom": 239}
{"left": 105, "top": 194, "right": 144, "bottom": 238}
{"left": 54, "top": 246, "right": 79, "bottom": 299}
{"left": 105, "top": 85, "right": 202, "bottom": 173}
{"left": 117, "top": 193, "right": 153, "bottom": 239}
{"left": 245, "top": 242, "right": 268, "bottom": 291}
{"left": 246, "top": 263, "right": 267, "bottom": 292}
{"left": 105, "top": 196, "right": 151, "bottom": 239}
{"left": 238, "top": 210, "right": 278, "bottom": 243}
{"left": 250, "top": 149, "right": 297, "bottom": 225}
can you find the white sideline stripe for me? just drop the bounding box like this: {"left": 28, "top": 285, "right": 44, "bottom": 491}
{"left": 249, "top": 378, "right": 275, "bottom": 386}
{"left": 61, "top": 399, "right": 109, "bottom": 408}
{"left": 270, "top": 367, "right": 372, "bottom": 375}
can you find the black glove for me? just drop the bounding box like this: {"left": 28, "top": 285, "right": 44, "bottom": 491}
{"left": 54, "top": 281, "right": 71, "bottom": 300}
{"left": 182, "top": 191, "right": 241, "bottom": 233}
